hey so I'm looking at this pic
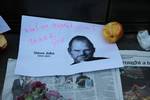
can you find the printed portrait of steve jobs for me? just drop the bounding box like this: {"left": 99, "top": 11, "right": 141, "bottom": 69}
{"left": 68, "top": 35, "right": 108, "bottom": 65}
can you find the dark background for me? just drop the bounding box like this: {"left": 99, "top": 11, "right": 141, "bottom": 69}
{"left": 0, "top": 0, "right": 150, "bottom": 97}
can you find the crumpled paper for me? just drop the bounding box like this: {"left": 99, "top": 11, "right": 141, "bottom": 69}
{"left": 137, "top": 30, "right": 150, "bottom": 50}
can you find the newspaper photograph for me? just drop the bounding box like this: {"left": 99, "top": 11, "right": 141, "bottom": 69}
{"left": 2, "top": 59, "right": 123, "bottom": 100}
{"left": 120, "top": 50, "right": 150, "bottom": 100}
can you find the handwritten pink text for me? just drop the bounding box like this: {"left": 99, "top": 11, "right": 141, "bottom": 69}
{"left": 28, "top": 33, "right": 64, "bottom": 47}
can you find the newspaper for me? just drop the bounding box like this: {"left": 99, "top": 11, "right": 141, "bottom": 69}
{"left": 2, "top": 58, "right": 123, "bottom": 100}
{"left": 120, "top": 50, "right": 150, "bottom": 100}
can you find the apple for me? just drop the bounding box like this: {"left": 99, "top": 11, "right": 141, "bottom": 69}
{"left": 102, "top": 21, "right": 124, "bottom": 43}
{"left": 0, "top": 34, "right": 7, "bottom": 51}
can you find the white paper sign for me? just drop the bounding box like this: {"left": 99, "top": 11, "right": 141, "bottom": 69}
{"left": 0, "top": 16, "right": 11, "bottom": 33}
{"left": 15, "top": 15, "right": 123, "bottom": 76}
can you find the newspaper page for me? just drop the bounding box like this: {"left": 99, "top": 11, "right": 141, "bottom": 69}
{"left": 2, "top": 58, "right": 123, "bottom": 100}
{"left": 120, "top": 50, "right": 150, "bottom": 100}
